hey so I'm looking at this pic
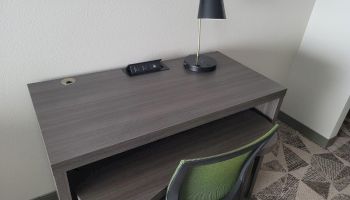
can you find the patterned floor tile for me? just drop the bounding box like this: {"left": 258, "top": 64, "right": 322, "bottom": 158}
{"left": 302, "top": 165, "right": 328, "bottom": 182}
{"left": 283, "top": 145, "right": 309, "bottom": 171}
{"left": 302, "top": 166, "right": 330, "bottom": 199}
{"left": 331, "top": 194, "right": 350, "bottom": 200}
{"left": 339, "top": 127, "right": 350, "bottom": 137}
{"left": 272, "top": 142, "right": 280, "bottom": 157}
{"left": 284, "top": 144, "right": 313, "bottom": 165}
{"left": 334, "top": 167, "right": 350, "bottom": 191}
{"left": 253, "top": 117, "right": 350, "bottom": 200}
{"left": 256, "top": 174, "right": 299, "bottom": 200}
{"left": 311, "top": 153, "right": 344, "bottom": 181}
{"left": 334, "top": 142, "right": 350, "bottom": 163}
{"left": 300, "top": 133, "right": 330, "bottom": 155}
{"left": 261, "top": 160, "right": 286, "bottom": 172}
{"left": 308, "top": 153, "right": 350, "bottom": 193}
{"left": 339, "top": 117, "right": 350, "bottom": 137}
{"left": 279, "top": 128, "right": 310, "bottom": 153}
{"left": 296, "top": 181, "right": 326, "bottom": 200}
{"left": 288, "top": 165, "right": 308, "bottom": 181}
{"left": 253, "top": 170, "right": 287, "bottom": 194}
{"left": 303, "top": 180, "right": 330, "bottom": 199}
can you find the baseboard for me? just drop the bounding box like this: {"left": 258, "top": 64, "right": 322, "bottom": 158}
{"left": 31, "top": 192, "right": 58, "bottom": 200}
{"left": 278, "top": 111, "right": 336, "bottom": 148}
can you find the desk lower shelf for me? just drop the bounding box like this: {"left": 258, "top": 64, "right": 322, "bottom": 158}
{"left": 73, "top": 109, "right": 273, "bottom": 200}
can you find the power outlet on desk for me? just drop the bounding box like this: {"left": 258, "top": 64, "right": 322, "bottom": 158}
{"left": 123, "top": 59, "right": 169, "bottom": 77}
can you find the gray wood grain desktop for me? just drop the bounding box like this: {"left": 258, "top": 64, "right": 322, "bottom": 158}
{"left": 28, "top": 52, "right": 286, "bottom": 200}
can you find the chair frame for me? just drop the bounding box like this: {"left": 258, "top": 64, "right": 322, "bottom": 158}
{"left": 166, "top": 125, "right": 278, "bottom": 200}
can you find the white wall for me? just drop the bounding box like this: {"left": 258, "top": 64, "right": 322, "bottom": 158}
{"left": 0, "top": 0, "right": 315, "bottom": 199}
{"left": 282, "top": 0, "right": 350, "bottom": 140}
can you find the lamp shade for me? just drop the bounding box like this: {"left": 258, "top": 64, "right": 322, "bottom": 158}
{"left": 198, "top": 0, "right": 226, "bottom": 19}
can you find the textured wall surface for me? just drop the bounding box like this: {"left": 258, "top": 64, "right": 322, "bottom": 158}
{"left": 0, "top": 0, "right": 315, "bottom": 199}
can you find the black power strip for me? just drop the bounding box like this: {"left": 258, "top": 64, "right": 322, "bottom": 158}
{"left": 123, "top": 59, "right": 169, "bottom": 77}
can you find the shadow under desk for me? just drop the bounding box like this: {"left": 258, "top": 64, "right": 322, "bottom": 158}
{"left": 71, "top": 109, "right": 273, "bottom": 200}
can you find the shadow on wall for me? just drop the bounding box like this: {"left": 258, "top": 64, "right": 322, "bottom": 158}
{"left": 220, "top": 45, "right": 300, "bottom": 84}
{"left": 281, "top": 50, "right": 349, "bottom": 138}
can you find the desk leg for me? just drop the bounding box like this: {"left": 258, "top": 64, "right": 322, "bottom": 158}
{"left": 245, "top": 156, "right": 263, "bottom": 199}
{"left": 255, "top": 97, "right": 284, "bottom": 122}
{"left": 53, "top": 169, "right": 73, "bottom": 200}
{"left": 247, "top": 97, "right": 284, "bottom": 199}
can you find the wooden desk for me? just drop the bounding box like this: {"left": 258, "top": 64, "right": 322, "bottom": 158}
{"left": 28, "top": 52, "right": 286, "bottom": 200}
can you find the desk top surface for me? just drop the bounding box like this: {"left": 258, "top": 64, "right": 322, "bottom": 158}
{"left": 28, "top": 52, "right": 286, "bottom": 169}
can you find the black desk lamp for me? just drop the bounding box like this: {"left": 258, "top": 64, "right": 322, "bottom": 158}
{"left": 184, "top": 0, "right": 226, "bottom": 72}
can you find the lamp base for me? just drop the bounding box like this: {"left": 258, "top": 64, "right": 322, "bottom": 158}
{"left": 184, "top": 55, "right": 217, "bottom": 72}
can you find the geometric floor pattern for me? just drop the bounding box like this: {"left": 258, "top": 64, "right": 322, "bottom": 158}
{"left": 252, "top": 113, "right": 350, "bottom": 200}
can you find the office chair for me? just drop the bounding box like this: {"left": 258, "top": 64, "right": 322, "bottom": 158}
{"left": 165, "top": 124, "right": 279, "bottom": 200}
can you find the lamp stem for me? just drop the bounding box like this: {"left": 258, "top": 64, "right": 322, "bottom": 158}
{"left": 196, "top": 18, "right": 202, "bottom": 66}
